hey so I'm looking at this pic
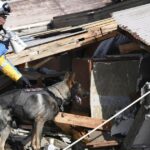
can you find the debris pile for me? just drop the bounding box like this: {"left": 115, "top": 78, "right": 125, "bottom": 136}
{"left": 0, "top": 0, "right": 150, "bottom": 150}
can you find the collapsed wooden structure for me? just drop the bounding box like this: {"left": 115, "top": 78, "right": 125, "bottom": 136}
{"left": 5, "top": 0, "right": 150, "bottom": 65}
{"left": 7, "top": 18, "right": 118, "bottom": 65}
{"left": 2, "top": 0, "right": 150, "bottom": 149}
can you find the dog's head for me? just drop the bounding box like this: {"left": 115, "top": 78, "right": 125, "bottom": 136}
{"left": 64, "top": 72, "right": 88, "bottom": 105}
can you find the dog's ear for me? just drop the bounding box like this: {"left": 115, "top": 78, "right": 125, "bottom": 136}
{"left": 65, "top": 72, "right": 76, "bottom": 88}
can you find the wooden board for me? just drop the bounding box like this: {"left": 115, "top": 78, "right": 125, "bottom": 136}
{"left": 54, "top": 112, "right": 105, "bottom": 129}
{"left": 119, "top": 42, "right": 142, "bottom": 54}
{"left": 87, "top": 140, "right": 119, "bottom": 148}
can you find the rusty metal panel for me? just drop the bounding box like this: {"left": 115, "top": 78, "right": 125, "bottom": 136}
{"left": 112, "top": 4, "right": 150, "bottom": 46}
{"left": 90, "top": 59, "right": 139, "bottom": 119}
{"left": 72, "top": 58, "right": 92, "bottom": 115}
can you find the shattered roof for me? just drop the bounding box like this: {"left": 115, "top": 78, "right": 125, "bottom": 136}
{"left": 112, "top": 3, "right": 150, "bottom": 46}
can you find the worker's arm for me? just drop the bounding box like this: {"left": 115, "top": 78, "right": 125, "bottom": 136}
{"left": 0, "top": 54, "right": 31, "bottom": 88}
{"left": 0, "top": 42, "right": 8, "bottom": 55}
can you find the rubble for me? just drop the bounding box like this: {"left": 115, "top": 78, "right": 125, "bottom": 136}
{"left": 0, "top": 0, "right": 150, "bottom": 150}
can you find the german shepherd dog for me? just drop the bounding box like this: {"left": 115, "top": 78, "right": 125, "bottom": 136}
{"left": 0, "top": 73, "right": 85, "bottom": 150}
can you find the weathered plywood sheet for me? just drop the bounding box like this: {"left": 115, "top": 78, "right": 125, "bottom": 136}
{"left": 90, "top": 60, "right": 139, "bottom": 119}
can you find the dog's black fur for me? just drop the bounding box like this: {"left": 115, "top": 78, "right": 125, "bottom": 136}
{"left": 0, "top": 73, "right": 85, "bottom": 150}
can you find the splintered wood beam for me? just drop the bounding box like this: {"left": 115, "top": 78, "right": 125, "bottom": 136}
{"left": 6, "top": 18, "right": 118, "bottom": 66}
{"left": 32, "top": 56, "right": 54, "bottom": 69}
{"left": 54, "top": 112, "right": 105, "bottom": 129}
{"left": 87, "top": 140, "right": 119, "bottom": 148}
{"left": 119, "top": 42, "right": 142, "bottom": 54}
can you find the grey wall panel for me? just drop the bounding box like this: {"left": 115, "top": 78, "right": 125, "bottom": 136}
{"left": 90, "top": 60, "right": 139, "bottom": 119}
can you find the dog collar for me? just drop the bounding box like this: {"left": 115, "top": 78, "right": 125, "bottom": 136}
{"left": 46, "top": 88, "right": 64, "bottom": 112}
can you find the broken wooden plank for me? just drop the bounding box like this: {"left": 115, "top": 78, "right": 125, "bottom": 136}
{"left": 54, "top": 112, "right": 105, "bottom": 129}
{"left": 6, "top": 18, "right": 118, "bottom": 66}
{"left": 87, "top": 140, "right": 119, "bottom": 148}
{"left": 119, "top": 42, "right": 142, "bottom": 54}
{"left": 26, "top": 30, "right": 86, "bottom": 48}
{"left": 18, "top": 18, "right": 112, "bottom": 38}
{"left": 32, "top": 57, "right": 54, "bottom": 69}
{"left": 17, "top": 18, "right": 114, "bottom": 37}
{"left": 7, "top": 22, "right": 117, "bottom": 65}
{"left": 20, "top": 26, "right": 81, "bottom": 37}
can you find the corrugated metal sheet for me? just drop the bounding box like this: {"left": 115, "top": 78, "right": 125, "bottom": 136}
{"left": 112, "top": 3, "right": 150, "bottom": 46}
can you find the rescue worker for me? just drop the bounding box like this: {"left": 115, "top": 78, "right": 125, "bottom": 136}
{"left": 0, "top": 2, "right": 31, "bottom": 87}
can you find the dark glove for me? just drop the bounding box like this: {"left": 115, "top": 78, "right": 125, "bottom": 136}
{"left": 17, "top": 76, "right": 31, "bottom": 88}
